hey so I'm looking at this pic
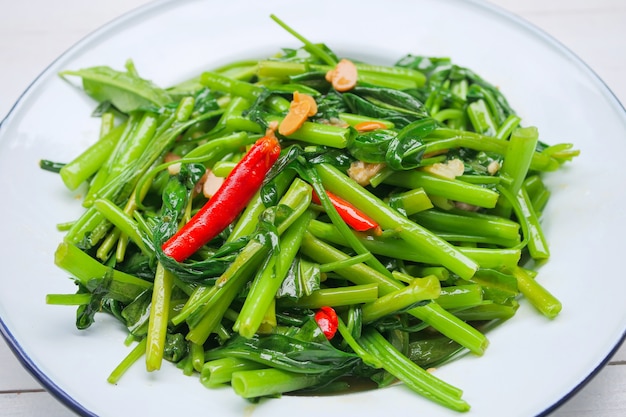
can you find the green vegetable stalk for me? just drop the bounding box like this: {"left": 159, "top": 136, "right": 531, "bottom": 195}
{"left": 42, "top": 14, "right": 579, "bottom": 412}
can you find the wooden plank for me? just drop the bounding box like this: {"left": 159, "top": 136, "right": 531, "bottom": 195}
{"left": 0, "top": 339, "right": 43, "bottom": 391}
{"left": 611, "top": 342, "right": 626, "bottom": 363}
{"left": 1, "top": 363, "right": 625, "bottom": 417}
{"left": 0, "top": 392, "right": 74, "bottom": 417}
{"left": 552, "top": 364, "right": 626, "bottom": 416}
{"left": 0, "top": 1, "right": 625, "bottom": 417}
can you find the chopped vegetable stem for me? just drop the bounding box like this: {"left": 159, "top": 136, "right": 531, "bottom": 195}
{"left": 107, "top": 338, "right": 147, "bottom": 384}
{"left": 54, "top": 242, "right": 151, "bottom": 302}
{"left": 359, "top": 329, "right": 470, "bottom": 412}
{"left": 93, "top": 198, "right": 152, "bottom": 256}
{"left": 281, "top": 283, "right": 379, "bottom": 309}
{"left": 227, "top": 170, "right": 296, "bottom": 242}
{"left": 385, "top": 170, "right": 499, "bottom": 208}
{"left": 231, "top": 368, "right": 321, "bottom": 398}
{"left": 201, "top": 357, "right": 265, "bottom": 387}
{"left": 59, "top": 122, "right": 127, "bottom": 191}
{"left": 46, "top": 293, "right": 92, "bottom": 306}
{"left": 235, "top": 209, "right": 314, "bottom": 337}
{"left": 316, "top": 163, "right": 479, "bottom": 280}
{"left": 513, "top": 267, "right": 561, "bottom": 319}
{"left": 494, "top": 126, "right": 540, "bottom": 217}
{"left": 300, "top": 232, "right": 488, "bottom": 355}
{"left": 44, "top": 23, "right": 580, "bottom": 410}
{"left": 145, "top": 263, "right": 174, "bottom": 372}
{"left": 361, "top": 276, "right": 440, "bottom": 323}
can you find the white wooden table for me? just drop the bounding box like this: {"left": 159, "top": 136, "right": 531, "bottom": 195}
{"left": 1, "top": 0, "right": 625, "bottom": 415}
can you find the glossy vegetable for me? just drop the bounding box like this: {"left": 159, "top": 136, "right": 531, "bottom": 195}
{"left": 314, "top": 306, "right": 339, "bottom": 339}
{"left": 162, "top": 130, "right": 281, "bottom": 262}
{"left": 43, "top": 14, "right": 579, "bottom": 413}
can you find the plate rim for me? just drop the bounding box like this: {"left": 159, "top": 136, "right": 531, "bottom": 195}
{"left": 1, "top": 0, "right": 625, "bottom": 416}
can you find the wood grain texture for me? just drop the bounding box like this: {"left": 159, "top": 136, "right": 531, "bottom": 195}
{"left": 0, "top": 0, "right": 624, "bottom": 415}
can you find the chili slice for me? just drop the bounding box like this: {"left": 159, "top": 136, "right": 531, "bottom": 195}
{"left": 162, "top": 130, "right": 281, "bottom": 262}
{"left": 314, "top": 306, "right": 338, "bottom": 340}
{"left": 312, "top": 189, "right": 381, "bottom": 234}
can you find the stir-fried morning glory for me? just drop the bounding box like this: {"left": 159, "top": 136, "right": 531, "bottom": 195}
{"left": 41, "top": 14, "right": 579, "bottom": 412}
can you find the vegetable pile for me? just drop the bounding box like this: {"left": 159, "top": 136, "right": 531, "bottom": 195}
{"left": 41, "top": 15, "right": 579, "bottom": 412}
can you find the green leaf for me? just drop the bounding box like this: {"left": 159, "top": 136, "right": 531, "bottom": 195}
{"left": 207, "top": 328, "right": 359, "bottom": 374}
{"left": 277, "top": 258, "right": 320, "bottom": 299}
{"left": 163, "top": 333, "right": 189, "bottom": 363}
{"left": 471, "top": 268, "right": 519, "bottom": 304}
{"left": 385, "top": 118, "right": 438, "bottom": 170}
{"left": 121, "top": 290, "right": 152, "bottom": 336}
{"left": 343, "top": 86, "right": 429, "bottom": 128}
{"left": 61, "top": 61, "right": 172, "bottom": 113}
{"left": 76, "top": 275, "right": 113, "bottom": 329}
{"left": 348, "top": 129, "right": 395, "bottom": 163}
{"left": 408, "top": 336, "right": 464, "bottom": 369}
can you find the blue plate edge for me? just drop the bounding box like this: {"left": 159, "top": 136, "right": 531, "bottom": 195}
{"left": 0, "top": 1, "right": 624, "bottom": 416}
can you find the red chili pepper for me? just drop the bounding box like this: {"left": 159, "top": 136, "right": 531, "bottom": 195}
{"left": 314, "top": 306, "right": 338, "bottom": 340}
{"left": 162, "top": 130, "right": 281, "bottom": 262}
{"left": 311, "top": 189, "right": 381, "bottom": 234}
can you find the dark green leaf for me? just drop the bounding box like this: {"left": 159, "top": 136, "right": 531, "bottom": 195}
{"left": 163, "top": 333, "right": 189, "bottom": 363}
{"left": 471, "top": 268, "right": 519, "bottom": 304}
{"left": 76, "top": 274, "right": 114, "bottom": 329}
{"left": 277, "top": 258, "right": 320, "bottom": 299}
{"left": 348, "top": 129, "right": 396, "bottom": 163}
{"left": 385, "top": 118, "right": 438, "bottom": 170}
{"left": 121, "top": 290, "right": 152, "bottom": 336}
{"left": 206, "top": 330, "right": 359, "bottom": 374}
{"left": 407, "top": 336, "right": 465, "bottom": 368}
{"left": 60, "top": 62, "right": 172, "bottom": 113}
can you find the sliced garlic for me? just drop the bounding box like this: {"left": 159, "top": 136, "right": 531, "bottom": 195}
{"left": 421, "top": 158, "right": 465, "bottom": 179}
{"left": 348, "top": 161, "right": 386, "bottom": 186}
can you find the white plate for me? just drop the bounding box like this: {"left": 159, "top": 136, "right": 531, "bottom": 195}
{"left": 1, "top": 0, "right": 625, "bottom": 416}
